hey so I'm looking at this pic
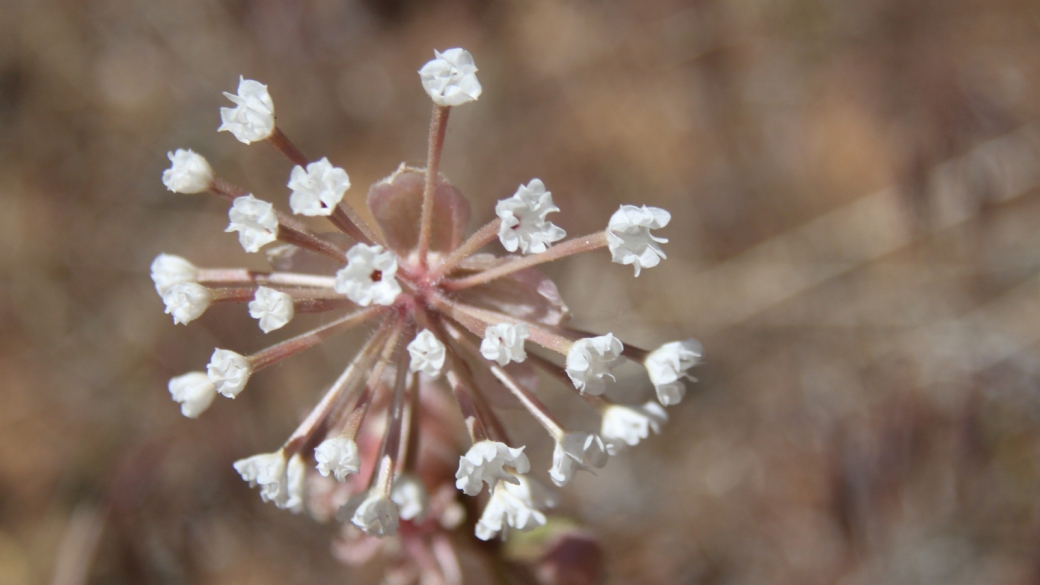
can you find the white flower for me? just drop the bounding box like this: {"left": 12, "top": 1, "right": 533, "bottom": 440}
{"left": 549, "top": 432, "right": 608, "bottom": 487}
{"left": 391, "top": 474, "right": 429, "bottom": 522}
{"left": 407, "top": 329, "right": 445, "bottom": 377}
{"left": 218, "top": 77, "right": 275, "bottom": 144}
{"left": 480, "top": 323, "right": 529, "bottom": 366}
{"left": 233, "top": 451, "right": 303, "bottom": 511}
{"left": 565, "top": 333, "right": 623, "bottom": 395}
{"left": 418, "top": 48, "right": 482, "bottom": 107}
{"left": 162, "top": 149, "right": 213, "bottom": 194}
{"left": 314, "top": 436, "right": 360, "bottom": 482}
{"left": 162, "top": 282, "right": 212, "bottom": 325}
{"left": 644, "top": 339, "right": 702, "bottom": 406}
{"left": 600, "top": 402, "right": 668, "bottom": 455}
{"left": 455, "top": 440, "right": 530, "bottom": 496}
{"left": 248, "top": 286, "right": 294, "bottom": 333}
{"left": 226, "top": 195, "right": 279, "bottom": 253}
{"left": 351, "top": 490, "right": 399, "bottom": 537}
{"left": 287, "top": 158, "right": 351, "bottom": 217}
{"left": 606, "top": 205, "right": 671, "bottom": 276}
{"left": 151, "top": 254, "right": 197, "bottom": 295}
{"left": 207, "top": 348, "right": 253, "bottom": 398}
{"left": 334, "top": 243, "right": 401, "bottom": 306}
{"left": 495, "top": 179, "right": 567, "bottom": 254}
{"left": 475, "top": 476, "right": 557, "bottom": 541}
{"left": 167, "top": 372, "right": 217, "bottom": 418}
{"left": 234, "top": 451, "right": 287, "bottom": 505}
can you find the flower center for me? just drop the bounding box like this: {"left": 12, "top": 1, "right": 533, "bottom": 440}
{"left": 370, "top": 270, "right": 383, "bottom": 282}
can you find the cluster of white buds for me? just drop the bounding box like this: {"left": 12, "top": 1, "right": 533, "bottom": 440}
{"left": 153, "top": 48, "right": 700, "bottom": 545}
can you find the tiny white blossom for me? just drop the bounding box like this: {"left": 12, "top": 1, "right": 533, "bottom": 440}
{"left": 455, "top": 440, "right": 530, "bottom": 496}
{"left": 495, "top": 179, "right": 566, "bottom": 254}
{"left": 167, "top": 372, "right": 217, "bottom": 418}
{"left": 162, "top": 282, "right": 212, "bottom": 325}
{"left": 352, "top": 490, "right": 399, "bottom": 537}
{"left": 207, "top": 348, "right": 253, "bottom": 398}
{"left": 218, "top": 77, "right": 275, "bottom": 144}
{"left": 162, "top": 149, "right": 213, "bottom": 194}
{"left": 606, "top": 205, "right": 671, "bottom": 276}
{"left": 226, "top": 195, "right": 279, "bottom": 253}
{"left": 480, "top": 323, "right": 529, "bottom": 366}
{"left": 565, "top": 333, "right": 623, "bottom": 395}
{"left": 475, "top": 476, "right": 557, "bottom": 541}
{"left": 407, "top": 329, "right": 445, "bottom": 377}
{"left": 391, "top": 474, "right": 429, "bottom": 522}
{"left": 418, "top": 48, "right": 482, "bottom": 107}
{"left": 248, "top": 286, "right": 294, "bottom": 333}
{"left": 283, "top": 454, "right": 306, "bottom": 513}
{"left": 234, "top": 451, "right": 287, "bottom": 505}
{"left": 644, "top": 339, "right": 702, "bottom": 406}
{"left": 314, "top": 436, "right": 360, "bottom": 482}
{"left": 334, "top": 243, "right": 401, "bottom": 306}
{"left": 287, "top": 157, "right": 351, "bottom": 217}
{"left": 150, "top": 254, "right": 197, "bottom": 295}
{"left": 549, "top": 432, "right": 608, "bottom": 487}
{"left": 600, "top": 402, "right": 668, "bottom": 455}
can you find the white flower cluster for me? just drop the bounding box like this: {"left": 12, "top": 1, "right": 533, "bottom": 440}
{"left": 565, "top": 333, "right": 623, "bottom": 395}
{"left": 644, "top": 339, "right": 702, "bottom": 406}
{"left": 227, "top": 195, "right": 279, "bottom": 253}
{"left": 419, "top": 48, "right": 482, "bottom": 107}
{"left": 248, "top": 286, "right": 294, "bottom": 333}
{"left": 288, "top": 158, "right": 350, "bottom": 217}
{"left": 480, "top": 323, "right": 529, "bottom": 366}
{"left": 219, "top": 77, "right": 275, "bottom": 144}
{"left": 233, "top": 451, "right": 306, "bottom": 512}
{"left": 162, "top": 149, "right": 212, "bottom": 194}
{"left": 607, "top": 205, "right": 671, "bottom": 276}
{"left": 314, "top": 436, "right": 360, "bottom": 482}
{"left": 600, "top": 402, "right": 667, "bottom": 455}
{"left": 162, "top": 283, "right": 212, "bottom": 325}
{"left": 476, "top": 476, "right": 556, "bottom": 541}
{"left": 455, "top": 441, "right": 530, "bottom": 496}
{"left": 549, "top": 432, "right": 608, "bottom": 486}
{"left": 207, "top": 349, "right": 252, "bottom": 398}
{"left": 407, "top": 329, "right": 446, "bottom": 377}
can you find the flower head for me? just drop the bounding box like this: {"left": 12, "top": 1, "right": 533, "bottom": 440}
{"left": 234, "top": 450, "right": 304, "bottom": 511}
{"left": 644, "top": 339, "right": 702, "bottom": 406}
{"left": 288, "top": 157, "right": 350, "bottom": 217}
{"left": 391, "top": 473, "right": 429, "bottom": 522}
{"left": 151, "top": 254, "right": 197, "bottom": 295}
{"left": 606, "top": 205, "right": 671, "bottom": 276}
{"left": 314, "top": 436, "right": 360, "bottom": 482}
{"left": 351, "top": 490, "right": 399, "bottom": 537}
{"left": 162, "top": 282, "right": 212, "bottom": 325}
{"left": 419, "top": 48, "right": 482, "bottom": 107}
{"left": 565, "top": 333, "right": 623, "bottom": 395}
{"left": 162, "top": 149, "right": 213, "bottom": 194}
{"left": 407, "top": 329, "right": 446, "bottom": 377}
{"left": 600, "top": 402, "right": 667, "bottom": 455}
{"left": 496, "top": 179, "right": 566, "bottom": 254}
{"left": 219, "top": 77, "right": 275, "bottom": 144}
{"left": 456, "top": 440, "right": 530, "bottom": 496}
{"left": 480, "top": 323, "right": 529, "bottom": 366}
{"left": 549, "top": 432, "right": 608, "bottom": 487}
{"left": 475, "top": 475, "right": 557, "bottom": 541}
{"left": 207, "top": 348, "right": 252, "bottom": 398}
{"left": 334, "top": 244, "right": 401, "bottom": 306}
{"left": 167, "top": 372, "right": 217, "bottom": 418}
{"left": 226, "top": 195, "right": 279, "bottom": 253}
{"left": 248, "top": 286, "right": 294, "bottom": 333}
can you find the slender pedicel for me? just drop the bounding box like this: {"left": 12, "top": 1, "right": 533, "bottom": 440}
{"left": 417, "top": 105, "right": 451, "bottom": 269}
{"left": 441, "top": 231, "right": 608, "bottom": 290}
{"left": 266, "top": 127, "right": 309, "bottom": 167}
{"left": 430, "top": 218, "right": 502, "bottom": 280}
{"left": 338, "top": 317, "right": 406, "bottom": 440}
{"left": 428, "top": 294, "right": 574, "bottom": 355}
{"left": 249, "top": 306, "right": 386, "bottom": 371}
{"left": 196, "top": 269, "right": 338, "bottom": 289}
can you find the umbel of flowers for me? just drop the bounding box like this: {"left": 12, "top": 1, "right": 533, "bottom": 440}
{"left": 155, "top": 48, "right": 701, "bottom": 544}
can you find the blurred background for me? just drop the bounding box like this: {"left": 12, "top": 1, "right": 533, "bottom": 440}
{"left": 4, "top": 0, "right": 1040, "bottom": 583}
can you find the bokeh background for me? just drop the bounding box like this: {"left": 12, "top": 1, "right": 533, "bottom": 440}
{"left": 4, "top": 0, "right": 1040, "bottom": 583}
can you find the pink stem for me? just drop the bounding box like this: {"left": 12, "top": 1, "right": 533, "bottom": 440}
{"left": 441, "top": 231, "right": 608, "bottom": 290}
{"left": 417, "top": 105, "right": 451, "bottom": 270}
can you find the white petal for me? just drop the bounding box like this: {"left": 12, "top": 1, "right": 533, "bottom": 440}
{"left": 167, "top": 371, "right": 216, "bottom": 418}
{"left": 314, "top": 436, "right": 360, "bottom": 482}
{"left": 565, "top": 333, "right": 623, "bottom": 395}
{"left": 495, "top": 179, "right": 566, "bottom": 254}
{"left": 351, "top": 491, "right": 399, "bottom": 536}
{"left": 644, "top": 339, "right": 702, "bottom": 406}
{"left": 288, "top": 157, "right": 351, "bottom": 217}
{"left": 333, "top": 243, "right": 401, "bottom": 307}
{"left": 248, "top": 286, "right": 294, "bottom": 333}
{"left": 162, "top": 282, "right": 212, "bottom": 325}
{"left": 151, "top": 254, "right": 197, "bottom": 295}
{"left": 162, "top": 149, "right": 213, "bottom": 194}
{"left": 475, "top": 476, "right": 556, "bottom": 541}
{"left": 600, "top": 402, "right": 667, "bottom": 455}
{"left": 226, "top": 195, "right": 279, "bottom": 253}
{"left": 218, "top": 77, "right": 275, "bottom": 144}
{"left": 455, "top": 440, "right": 530, "bottom": 496}
{"left": 549, "top": 432, "right": 608, "bottom": 486}
{"left": 391, "top": 474, "right": 429, "bottom": 522}
{"left": 207, "top": 348, "right": 253, "bottom": 398}
{"left": 407, "top": 329, "right": 446, "bottom": 377}
{"left": 418, "top": 48, "right": 482, "bottom": 107}
{"left": 479, "top": 323, "right": 529, "bottom": 366}
{"left": 606, "top": 205, "right": 671, "bottom": 276}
